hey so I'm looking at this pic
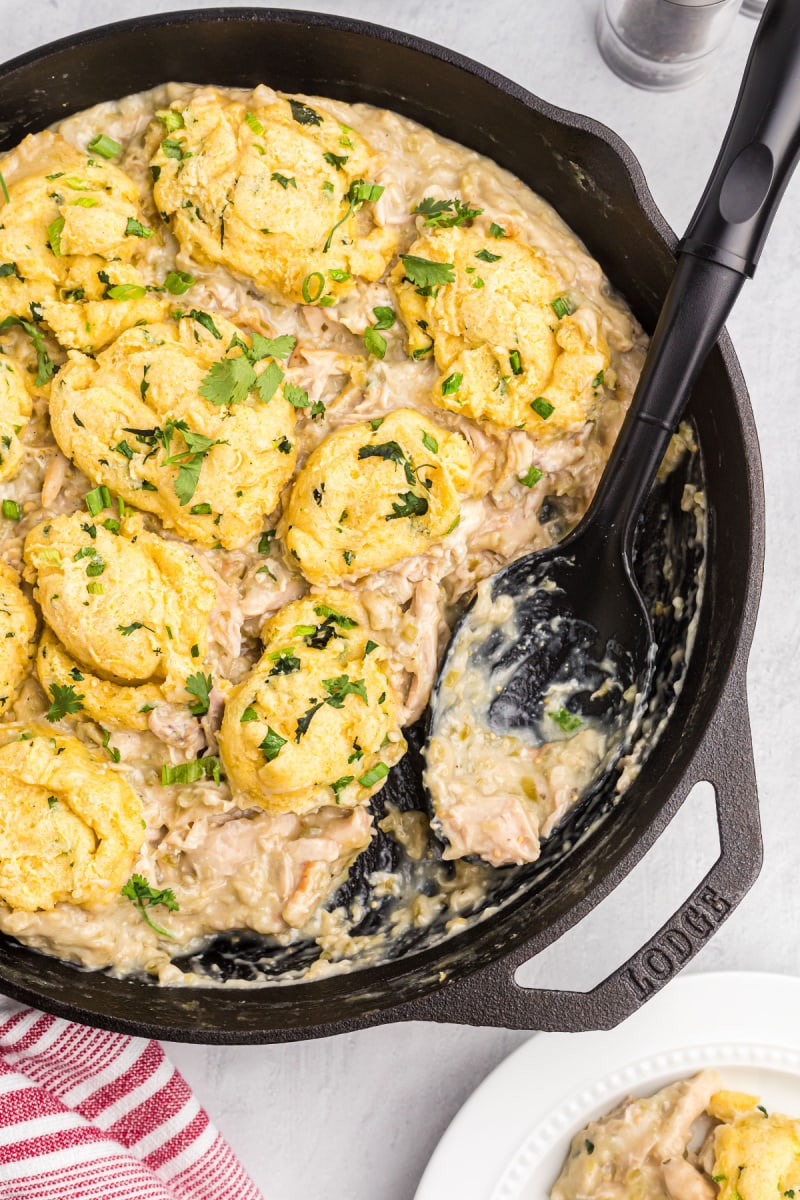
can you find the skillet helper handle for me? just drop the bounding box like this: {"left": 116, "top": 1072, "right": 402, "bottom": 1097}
{"left": 682, "top": 0, "right": 800, "bottom": 276}
{"left": 401, "top": 669, "right": 761, "bottom": 1032}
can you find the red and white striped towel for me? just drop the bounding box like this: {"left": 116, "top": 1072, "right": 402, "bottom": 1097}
{"left": 0, "top": 998, "right": 264, "bottom": 1199}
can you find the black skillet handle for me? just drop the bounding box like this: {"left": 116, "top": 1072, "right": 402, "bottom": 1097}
{"left": 682, "top": 0, "right": 800, "bottom": 276}
{"left": 402, "top": 667, "right": 761, "bottom": 1032}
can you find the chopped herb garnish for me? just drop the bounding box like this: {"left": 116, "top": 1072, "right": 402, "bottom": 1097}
{"left": 388, "top": 491, "right": 429, "bottom": 521}
{"left": 372, "top": 306, "right": 396, "bottom": 330}
{"left": 301, "top": 271, "right": 325, "bottom": 304}
{"left": 475, "top": 248, "right": 501, "bottom": 263}
{"left": 585, "top": 1140, "right": 595, "bottom": 1155}
{"left": 161, "top": 138, "right": 186, "bottom": 160}
{"left": 47, "top": 216, "right": 65, "bottom": 257}
{"left": 251, "top": 333, "right": 296, "bottom": 360}
{"left": 268, "top": 648, "right": 302, "bottom": 676}
{"left": 87, "top": 133, "right": 121, "bottom": 159}
{"left": 185, "top": 672, "right": 212, "bottom": 716}
{"left": 323, "top": 177, "right": 384, "bottom": 253}
{"left": 122, "top": 873, "right": 179, "bottom": 938}
{"left": 161, "top": 757, "right": 222, "bottom": 785}
{"left": 117, "top": 621, "right": 155, "bottom": 636}
{"left": 244, "top": 111, "right": 264, "bottom": 134}
{"left": 106, "top": 283, "right": 146, "bottom": 301}
{"left": 331, "top": 775, "right": 354, "bottom": 800}
{"left": 549, "top": 706, "right": 582, "bottom": 732}
{"left": 46, "top": 682, "right": 84, "bottom": 722}
{"left": 1, "top": 499, "right": 20, "bottom": 520}
{"left": 488, "top": 222, "right": 507, "bottom": 238}
{"left": 364, "top": 326, "right": 386, "bottom": 359}
{"left": 358, "top": 762, "right": 389, "bottom": 788}
{"left": 323, "top": 151, "right": 349, "bottom": 171}
{"left": 190, "top": 502, "right": 212, "bottom": 515}
{"left": 592, "top": 369, "right": 605, "bottom": 388}
{"left": 157, "top": 109, "right": 185, "bottom": 132}
{"left": 240, "top": 706, "right": 259, "bottom": 723}
{"left": 313, "top": 604, "right": 357, "bottom": 629}
{"left": 343, "top": 549, "right": 355, "bottom": 565}
{"left": 531, "top": 397, "right": 555, "bottom": 420}
{"left": 509, "top": 349, "right": 523, "bottom": 375}
{"left": 519, "top": 465, "right": 543, "bottom": 488}
{"left": 365, "top": 640, "right": 378, "bottom": 655}
{"left": 551, "top": 294, "right": 576, "bottom": 319}
{"left": 260, "top": 726, "right": 287, "bottom": 762}
{"left": 422, "top": 431, "right": 439, "bottom": 454}
{"left": 164, "top": 271, "right": 195, "bottom": 295}
{"left": 284, "top": 382, "right": 309, "bottom": 409}
{"left": 0, "top": 172, "right": 9, "bottom": 204}
{"left": 441, "top": 372, "right": 463, "bottom": 396}
{"left": 401, "top": 254, "right": 455, "bottom": 293}
{"left": 0, "top": 315, "right": 53, "bottom": 386}
{"left": 187, "top": 309, "right": 222, "bottom": 339}
{"left": 125, "top": 217, "right": 153, "bottom": 239}
{"left": 275, "top": 436, "right": 293, "bottom": 455}
{"left": 288, "top": 98, "right": 322, "bottom": 126}
{"left": 200, "top": 354, "right": 256, "bottom": 407}
{"left": 412, "top": 196, "right": 483, "bottom": 228}
{"left": 85, "top": 485, "right": 112, "bottom": 516}
{"left": 271, "top": 172, "right": 297, "bottom": 190}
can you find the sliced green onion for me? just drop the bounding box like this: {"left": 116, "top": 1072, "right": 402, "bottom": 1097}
{"left": 164, "top": 270, "right": 195, "bottom": 295}
{"left": 358, "top": 762, "right": 390, "bottom": 788}
{"left": 509, "top": 349, "right": 523, "bottom": 376}
{"left": 531, "top": 397, "right": 554, "bottom": 420}
{"left": 441, "top": 372, "right": 463, "bottom": 396}
{"left": 87, "top": 133, "right": 121, "bottom": 159}
{"left": 106, "top": 283, "right": 146, "bottom": 301}
{"left": 1, "top": 499, "right": 20, "bottom": 520}
{"left": 85, "top": 485, "right": 112, "bottom": 516}
{"left": 301, "top": 272, "right": 325, "bottom": 304}
{"left": 518, "top": 465, "right": 543, "bottom": 488}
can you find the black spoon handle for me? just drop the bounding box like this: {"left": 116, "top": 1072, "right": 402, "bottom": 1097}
{"left": 585, "top": 0, "right": 800, "bottom": 550}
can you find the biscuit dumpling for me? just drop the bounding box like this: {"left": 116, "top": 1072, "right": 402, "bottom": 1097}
{"left": 0, "top": 131, "right": 165, "bottom": 352}
{"left": 0, "top": 353, "right": 33, "bottom": 482}
{"left": 219, "top": 590, "right": 406, "bottom": 816}
{"left": 151, "top": 88, "right": 397, "bottom": 306}
{"left": 49, "top": 313, "right": 298, "bottom": 550}
{"left": 0, "top": 733, "right": 144, "bottom": 911}
{"left": 711, "top": 1097, "right": 800, "bottom": 1200}
{"left": 25, "top": 511, "right": 215, "bottom": 728}
{"left": 392, "top": 223, "right": 609, "bottom": 436}
{"left": 281, "top": 408, "right": 472, "bottom": 584}
{"left": 0, "top": 564, "right": 37, "bottom": 714}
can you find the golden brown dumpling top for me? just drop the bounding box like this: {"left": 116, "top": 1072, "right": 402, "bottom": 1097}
{"left": 280, "top": 408, "right": 473, "bottom": 585}
{"left": 151, "top": 87, "right": 397, "bottom": 306}
{"left": 49, "top": 313, "right": 298, "bottom": 549}
{"left": 392, "top": 223, "right": 610, "bottom": 436}
{"left": 0, "top": 732, "right": 144, "bottom": 911}
{"left": 0, "top": 131, "right": 165, "bottom": 352}
{"left": 219, "top": 590, "right": 405, "bottom": 816}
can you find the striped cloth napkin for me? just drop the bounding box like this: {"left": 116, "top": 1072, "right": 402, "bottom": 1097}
{"left": 0, "top": 998, "right": 264, "bottom": 1199}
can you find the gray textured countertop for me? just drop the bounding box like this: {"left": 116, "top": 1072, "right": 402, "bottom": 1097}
{"left": 0, "top": 3, "right": 793, "bottom": 1198}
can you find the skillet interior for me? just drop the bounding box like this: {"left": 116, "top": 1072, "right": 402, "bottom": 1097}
{"left": 0, "top": 9, "right": 762, "bottom": 1040}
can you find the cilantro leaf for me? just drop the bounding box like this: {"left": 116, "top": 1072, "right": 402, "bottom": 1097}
{"left": 199, "top": 355, "right": 256, "bottom": 406}
{"left": 284, "top": 382, "right": 309, "bottom": 408}
{"left": 387, "top": 491, "right": 429, "bottom": 521}
{"left": 188, "top": 309, "right": 222, "bottom": 340}
{"left": 121, "top": 873, "right": 179, "bottom": 937}
{"left": 548, "top": 706, "right": 582, "bottom": 732}
{"left": 412, "top": 196, "right": 483, "bottom": 228}
{"left": 255, "top": 360, "right": 284, "bottom": 404}
{"left": 46, "top": 682, "right": 84, "bottom": 722}
{"left": 400, "top": 254, "right": 455, "bottom": 292}
{"left": 0, "top": 315, "right": 53, "bottom": 386}
{"left": 322, "top": 675, "right": 368, "bottom": 708}
{"left": 185, "top": 672, "right": 212, "bottom": 716}
{"left": 260, "top": 726, "right": 288, "bottom": 761}
{"left": 288, "top": 99, "right": 322, "bottom": 126}
{"left": 313, "top": 604, "right": 357, "bottom": 629}
{"left": 250, "top": 333, "right": 296, "bottom": 361}
{"left": 268, "top": 649, "right": 301, "bottom": 675}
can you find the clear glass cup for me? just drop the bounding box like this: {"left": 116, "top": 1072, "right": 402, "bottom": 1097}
{"left": 597, "top": 0, "right": 743, "bottom": 90}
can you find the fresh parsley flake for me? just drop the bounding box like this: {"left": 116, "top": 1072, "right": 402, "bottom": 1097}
{"left": 121, "top": 873, "right": 179, "bottom": 937}
{"left": 46, "top": 683, "right": 84, "bottom": 722}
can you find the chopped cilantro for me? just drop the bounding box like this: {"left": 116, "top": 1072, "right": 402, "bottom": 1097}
{"left": 185, "top": 672, "right": 212, "bottom": 716}
{"left": 121, "top": 873, "right": 179, "bottom": 937}
{"left": 288, "top": 98, "right": 322, "bottom": 126}
{"left": 488, "top": 222, "right": 507, "bottom": 238}
{"left": 475, "top": 248, "right": 501, "bottom": 263}
{"left": 124, "top": 217, "right": 153, "bottom": 239}
{"left": 46, "top": 683, "right": 84, "bottom": 722}
{"left": 401, "top": 254, "right": 455, "bottom": 292}
{"left": 412, "top": 196, "right": 483, "bottom": 228}
{"left": 364, "top": 326, "right": 386, "bottom": 358}
{"left": 260, "top": 726, "right": 287, "bottom": 761}
{"left": 441, "top": 373, "right": 463, "bottom": 396}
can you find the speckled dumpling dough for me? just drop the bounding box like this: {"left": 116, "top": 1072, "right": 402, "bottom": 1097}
{"left": 0, "top": 353, "right": 33, "bottom": 482}
{"left": 150, "top": 86, "right": 398, "bottom": 306}
{"left": 0, "top": 564, "right": 37, "bottom": 714}
{"left": 392, "top": 224, "right": 610, "bottom": 436}
{"left": 49, "top": 313, "right": 298, "bottom": 549}
{"left": 25, "top": 511, "right": 215, "bottom": 729}
{"left": 0, "top": 131, "right": 166, "bottom": 352}
{"left": 219, "top": 590, "right": 406, "bottom": 816}
{"left": 0, "top": 732, "right": 144, "bottom": 911}
{"left": 280, "top": 408, "right": 473, "bottom": 584}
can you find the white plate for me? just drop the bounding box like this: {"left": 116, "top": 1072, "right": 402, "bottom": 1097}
{"left": 414, "top": 971, "right": 800, "bottom": 1200}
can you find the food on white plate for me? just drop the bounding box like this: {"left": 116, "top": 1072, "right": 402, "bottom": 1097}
{"left": 551, "top": 1071, "right": 800, "bottom": 1200}
{"left": 0, "top": 79, "right": 674, "bottom": 983}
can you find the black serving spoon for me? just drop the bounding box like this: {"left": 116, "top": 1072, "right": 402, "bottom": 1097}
{"left": 429, "top": 0, "right": 800, "bottom": 789}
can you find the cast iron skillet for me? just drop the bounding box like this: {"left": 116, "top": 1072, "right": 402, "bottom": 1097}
{"left": 0, "top": 9, "right": 765, "bottom": 1043}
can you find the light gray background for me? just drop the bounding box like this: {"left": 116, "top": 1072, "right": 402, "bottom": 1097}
{"left": 0, "top": 3, "right": 793, "bottom": 1198}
